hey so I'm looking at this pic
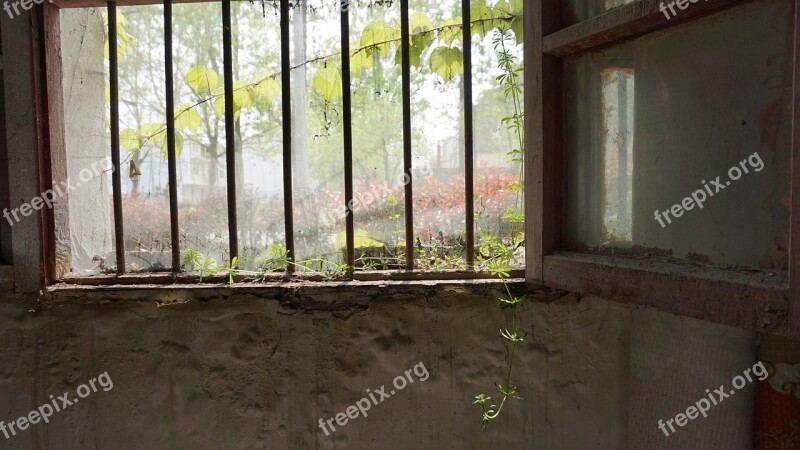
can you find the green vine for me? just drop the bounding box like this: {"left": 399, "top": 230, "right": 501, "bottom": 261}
{"left": 473, "top": 26, "right": 526, "bottom": 429}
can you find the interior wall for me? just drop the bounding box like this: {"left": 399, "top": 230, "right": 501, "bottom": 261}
{"left": 628, "top": 308, "right": 757, "bottom": 449}
{"left": 0, "top": 286, "right": 757, "bottom": 449}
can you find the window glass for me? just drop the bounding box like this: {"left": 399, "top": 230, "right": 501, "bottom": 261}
{"left": 563, "top": 0, "right": 792, "bottom": 270}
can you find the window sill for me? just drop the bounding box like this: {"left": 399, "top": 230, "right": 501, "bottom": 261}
{"left": 44, "top": 277, "right": 547, "bottom": 309}
{"left": 55, "top": 269, "right": 525, "bottom": 286}
{"left": 541, "top": 251, "right": 790, "bottom": 337}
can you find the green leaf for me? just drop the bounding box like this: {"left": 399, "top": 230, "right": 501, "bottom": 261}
{"left": 493, "top": 0, "right": 511, "bottom": 14}
{"left": 175, "top": 106, "right": 202, "bottom": 135}
{"left": 471, "top": 2, "right": 494, "bottom": 38}
{"left": 213, "top": 82, "right": 252, "bottom": 120}
{"left": 213, "top": 88, "right": 226, "bottom": 117}
{"left": 410, "top": 12, "right": 435, "bottom": 52}
{"left": 473, "top": 394, "right": 490, "bottom": 405}
{"left": 185, "top": 66, "right": 219, "bottom": 97}
{"left": 351, "top": 49, "right": 374, "bottom": 74}
{"left": 119, "top": 129, "right": 141, "bottom": 152}
{"left": 140, "top": 123, "right": 166, "bottom": 147}
{"left": 102, "top": 11, "right": 132, "bottom": 59}
{"left": 410, "top": 11, "right": 433, "bottom": 33}
{"left": 429, "top": 47, "right": 463, "bottom": 82}
{"left": 251, "top": 75, "right": 280, "bottom": 102}
{"left": 359, "top": 20, "right": 396, "bottom": 57}
{"left": 438, "top": 17, "right": 462, "bottom": 46}
{"left": 510, "top": 0, "right": 523, "bottom": 15}
{"left": 312, "top": 66, "right": 343, "bottom": 102}
{"left": 394, "top": 44, "right": 423, "bottom": 67}
{"left": 510, "top": 16, "right": 523, "bottom": 43}
{"left": 233, "top": 81, "right": 254, "bottom": 110}
{"left": 161, "top": 132, "right": 184, "bottom": 159}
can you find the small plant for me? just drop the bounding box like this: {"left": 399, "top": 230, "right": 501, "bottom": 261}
{"left": 183, "top": 248, "right": 219, "bottom": 282}
{"left": 253, "top": 244, "right": 291, "bottom": 281}
{"left": 356, "top": 251, "right": 379, "bottom": 271}
{"left": 322, "top": 259, "right": 350, "bottom": 281}
{"left": 225, "top": 256, "right": 240, "bottom": 285}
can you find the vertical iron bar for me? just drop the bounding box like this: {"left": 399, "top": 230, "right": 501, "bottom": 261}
{"left": 400, "top": 0, "right": 414, "bottom": 270}
{"left": 341, "top": 1, "right": 355, "bottom": 269}
{"left": 164, "top": 0, "right": 180, "bottom": 271}
{"left": 281, "top": 0, "right": 296, "bottom": 271}
{"left": 107, "top": 0, "right": 125, "bottom": 275}
{"left": 462, "top": 0, "right": 475, "bottom": 268}
{"left": 222, "top": 0, "right": 239, "bottom": 262}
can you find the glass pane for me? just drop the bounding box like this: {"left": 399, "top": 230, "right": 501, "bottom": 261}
{"left": 230, "top": 2, "right": 287, "bottom": 274}
{"left": 349, "top": 0, "right": 406, "bottom": 271}
{"left": 563, "top": 0, "right": 792, "bottom": 270}
{"left": 117, "top": 5, "right": 172, "bottom": 273}
{"left": 409, "top": 0, "right": 466, "bottom": 270}
{"left": 173, "top": 2, "right": 231, "bottom": 273}
{"left": 472, "top": 0, "right": 525, "bottom": 270}
{"left": 292, "top": 0, "right": 347, "bottom": 277}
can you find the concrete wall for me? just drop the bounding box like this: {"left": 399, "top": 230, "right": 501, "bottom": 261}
{"left": 0, "top": 284, "right": 756, "bottom": 449}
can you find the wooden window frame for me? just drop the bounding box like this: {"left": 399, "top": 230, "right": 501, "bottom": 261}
{"left": 525, "top": 0, "right": 800, "bottom": 339}
{"left": 0, "top": 48, "right": 12, "bottom": 292}
{"left": 0, "top": 59, "right": 10, "bottom": 265}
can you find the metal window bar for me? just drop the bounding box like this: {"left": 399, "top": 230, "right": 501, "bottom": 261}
{"left": 340, "top": 1, "right": 355, "bottom": 269}
{"left": 107, "top": 0, "right": 126, "bottom": 275}
{"left": 222, "top": 0, "right": 239, "bottom": 262}
{"left": 462, "top": 0, "right": 475, "bottom": 268}
{"left": 164, "top": 0, "right": 180, "bottom": 271}
{"left": 281, "top": 0, "right": 296, "bottom": 272}
{"left": 400, "top": 0, "right": 414, "bottom": 270}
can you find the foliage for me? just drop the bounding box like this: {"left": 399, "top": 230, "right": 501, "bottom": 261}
{"left": 106, "top": 0, "right": 523, "bottom": 160}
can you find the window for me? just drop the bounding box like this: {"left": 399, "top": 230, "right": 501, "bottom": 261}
{"left": 51, "top": 0, "right": 525, "bottom": 279}
{"left": 17, "top": 0, "right": 796, "bottom": 338}
{"left": 530, "top": 0, "right": 800, "bottom": 338}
